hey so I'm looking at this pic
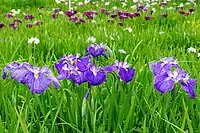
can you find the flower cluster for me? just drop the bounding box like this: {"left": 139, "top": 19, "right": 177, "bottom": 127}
{"left": 150, "top": 57, "right": 196, "bottom": 98}
{"left": 55, "top": 44, "right": 135, "bottom": 86}
{"left": 2, "top": 62, "right": 60, "bottom": 94}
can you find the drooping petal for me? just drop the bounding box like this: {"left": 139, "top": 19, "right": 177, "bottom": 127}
{"left": 25, "top": 72, "right": 51, "bottom": 94}
{"left": 118, "top": 67, "right": 135, "bottom": 83}
{"left": 102, "top": 65, "right": 116, "bottom": 73}
{"left": 10, "top": 66, "right": 29, "bottom": 83}
{"left": 181, "top": 78, "right": 196, "bottom": 98}
{"left": 85, "top": 71, "right": 106, "bottom": 86}
{"left": 154, "top": 74, "right": 175, "bottom": 93}
{"left": 76, "top": 56, "right": 90, "bottom": 72}
{"left": 41, "top": 66, "right": 60, "bottom": 88}
{"left": 2, "top": 62, "right": 20, "bottom": 79}
{"left": 71, "top": 71, "right": 86, "bottom": 85}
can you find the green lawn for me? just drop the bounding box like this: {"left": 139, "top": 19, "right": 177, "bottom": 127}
{"left": 0, "top": 0, "right": 200, "bottom": 132}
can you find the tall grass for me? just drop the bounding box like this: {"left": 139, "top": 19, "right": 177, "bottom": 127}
{"left": 0, "top": 1, "right": 200, "bottom": 132}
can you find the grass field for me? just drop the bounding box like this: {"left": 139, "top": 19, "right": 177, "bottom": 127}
{"left": 0, "top": 0, "right": 200, "bottom": 132}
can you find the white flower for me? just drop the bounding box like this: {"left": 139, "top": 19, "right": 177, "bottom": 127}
{"left": 91, "top": 20, "right": 96, "bottom": 24}
{"left": 198, "top": 53, "right": 200, "bottom": 57}
{"left": 151, "top": 2, "right": 157, "bottom": 6}
{"left": 59, "top": 11, "right": 64, "bottom": 15}
{"left": 118, "top": 49, "right": 127, "bottom": 54}
{"left": 28, "top": 37, "right": 40, "bottom": 45}
{"left": 125, "top": 27, "right": 132, "bottom": 33}
{"left": 185, "top": 2, "right": 190, "bottom": 5}
{"left": 130, "top": 5, "right": 137, "bottom": 9}
{"left": 167, "top": 6, "right": 174, "bottom": 10}
{"left": 105, "top": 2, "right": 110, "bottom": 6}
{"left": 152, "top": 8, "right": 156, "bottom": 14}
{"left": 87, "top": 36, "right": 96, "bottom": 43}
{"left": 84, "top": 0, "right": 90, "bottom": 4}
{"left": 122, "top": 2, "right": 127, "bottom": 7}
{"left": 78, "top": 2, "right": 84, "bottom": 6}
{"left": 10, "top": 9, "right": 20, "bottom": 16}
{"left": 133, "top": 0, "right": 139, "bottom": 3}
{"left": 55, "top": 0, "right": 61, "bottom": 4}
{"left": 187, "top": 47, "right": 196, "bottom": 53}
{"left": 159, "top": 31, "right": 164, "bottom": 35}
{"left": 112, "top": 6, "right": 118, "bottom": 10}
{"left": 179, "top": 3, "right": 184, "bottom": 7}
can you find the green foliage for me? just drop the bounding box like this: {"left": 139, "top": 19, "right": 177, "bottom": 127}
{"left": 0, "top": 1, "right": 200, "bottom": 133}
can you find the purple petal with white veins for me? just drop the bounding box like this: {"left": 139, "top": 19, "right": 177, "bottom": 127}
{"left": 25, "top": 72, "right": 51, "bottom": 94}
{"left": 85, "top": 71, "right": 106, "bottom": 86}
{"left": 181, "top": 78, "right": 196, "bottom": 99}
{"left": 118, "top": 67, "right": 135, "bottom": 83}
{"left": 154, "top": 74, "right": 175, "bottom": 94}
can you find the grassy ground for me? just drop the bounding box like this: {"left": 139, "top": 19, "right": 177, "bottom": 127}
{"left": 0, "top": 0, "right": 200, "bottom": 132}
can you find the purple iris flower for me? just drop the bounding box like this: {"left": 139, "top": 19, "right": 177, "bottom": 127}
{"left": 69, "top": 16, "right": 79, "bottom": 23}
{"left": 5, "top": 13, "right": 13, "bottom": 18}
{"left": 2, "top": 62, "right": 60, "bottom": 94}
{"left": 26, "top": 23, "right": 33, "bottom": 28}
{"left": 0, "top": 22, "right": 4, "bottom": 29}
{"left": 55, "top": 54, "right": 90, "bottom": 85}
{"left": 84, "top": 11, "right": 98, "bottom": 19}
{"left": 35, "top": 20, "right": 43, "bottom": 26}
{"left": 118, "top": 22, "right": 123, "bottom": 26}
{"left": 86, "top": 44, "right": 107, "bottom": 57}
{"left": 14, "top": 18, "right": 22, "bottom": 24}
{"left": 24, "top": 14, "right": 34, "bottom": 20}
{"left": 154, "top": 66, "right": 196, "bottom": 98}
{"left": 150, "top": 57, "right": 196, "bottom": 98}
{"left": 9, "top": 22, "right": 18, "bottom": 30}
{"left": 65, "top": 10, "right": 77, "bottom": 17}
{"left": 145, "top": 16, "right": 151, "bottom": 20}
{"left": 102, "top": 61, "right": 136, "bottom": 83}
{"left": 84, "top": 65, "right": 106, "bottom": 86}
{"left": 189, "top": 8, "right": 194, "bottom": 13}
{"left": 149, "top": 57, "right": 178, "bottom": 76}
{"left": 52, "top": 13, "right": 58, "bottom": 19}
{"left": 114, "top": 61, "right": 136, "bottom": 83}
{"left": 2, "top": 62, "right": 20, "bottom": 80}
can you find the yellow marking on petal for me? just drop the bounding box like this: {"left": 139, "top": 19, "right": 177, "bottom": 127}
{"left": 34, "top": 73, "right": 39, "bottom": 79}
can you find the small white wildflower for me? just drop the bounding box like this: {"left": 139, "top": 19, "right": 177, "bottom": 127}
{"left": 133, "top": 0, "right": 139, "bottom": 3}
{"left": 125, "top": 27, "right": 132, "bottom": 33}
{"left": 10, "top": 9, "right": 20, "bottom": 16}
{"left": 151, "top": 2, "right": 157, "bottom": 6}
{"left": 198, "top": 53, "right": 200, "bottom": 57}
{"left": 112, "top": 6, "right": 118, "bottom": 10}
{"left": 118, "top": 49, "right": 127, "bottom": 54}
{"left": 96, "top": 4, "right": 99, "bottom": 7}
{"left": 78, "top": 2, "right": 84, "bottom": 6}
{"left": 91, "top": 20, "right": 96, "bottom": 24}
{"left": 55, "top": 0, "right": 61, "bottom": 4}
{"left": 159, "top": 31, "right": 164, "bottom": 35}
{"left": 185, "top": 2, "right": 190, "bottom": 5}
{"left": 28, "top": 37, "right": 40, "bottom": 45}
{"left": 105, "top": 2, "right": 110, "bottom": 6}
{"left": 179, "top": 3, "right": 184, "bottom": 7}
{"left": 152, "top": 8, "right": 156, "bottom": 14}
{"left": 187, "top": 47, "right": 196, "bottom": 53}
{"left": 130, "top": 5, "right": 137, "bottom": 9}
{"left": 167, "top": 6, "right": 174, "bottom": 10}
{"left": 59, "top": 11, "right": 64, "bottom": 15}
{"left": 122, "top": 2, "right": 127, "bottom": 7}
{"left": 87, "top": 36, "right": 96, "bottom": 43}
